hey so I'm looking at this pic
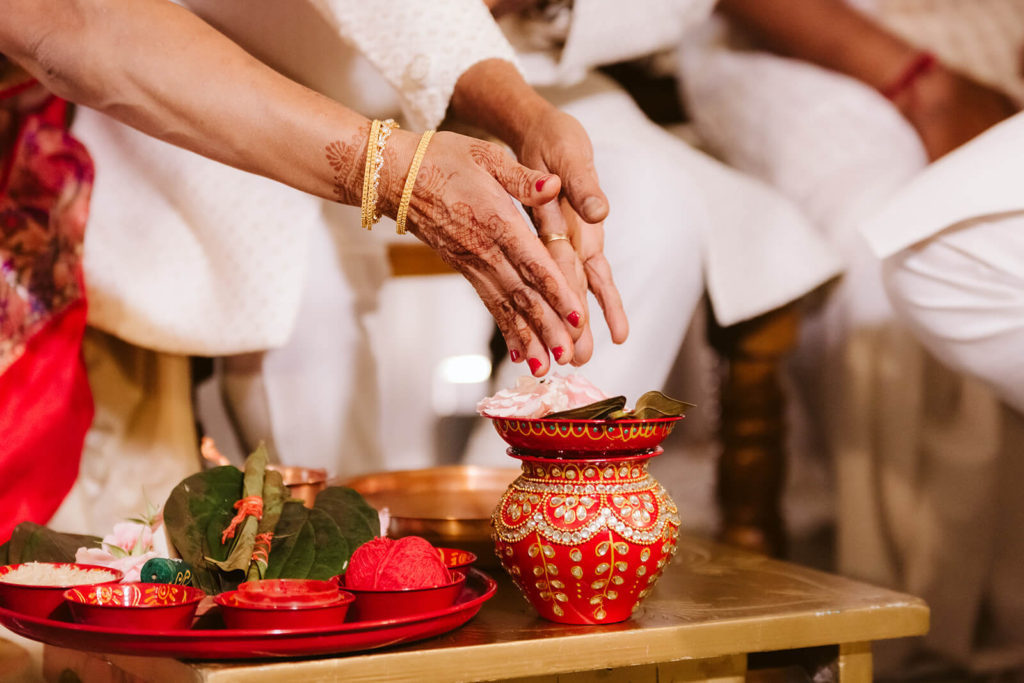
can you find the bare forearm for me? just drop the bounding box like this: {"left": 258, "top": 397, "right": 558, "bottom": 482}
{"left": 719, "top": 0, "right": 917, "bottom": 90}
{"left": 449, "top": 59, "right": 549, "bottom": 152}
{"left": 1, "top": 0, "right": 606, "bottom": 371}
{"left": 0, "top": 0, "right": 369, "bottom": 204}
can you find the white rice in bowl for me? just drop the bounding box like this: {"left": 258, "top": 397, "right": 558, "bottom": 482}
{"left": 0, "top": 562, "right": 119, "bottom": 587}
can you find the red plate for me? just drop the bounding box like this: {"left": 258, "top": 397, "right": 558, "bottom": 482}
{"left": 486, "top": 416, "right": 682, "bottom": 455}
{"left": 0, "top": 569, "right": 496, "bottom": 660}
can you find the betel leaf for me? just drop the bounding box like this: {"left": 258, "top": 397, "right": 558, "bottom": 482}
{"left": 545, "top": 396, "right": 627, "bottom": 420}
{"left": 162, "top": 465, "right": 243, "bottom": 593}
{"left": 245, "top": 467, "right": 286, "bottom": 581}
{"left": 0, "top": 522, "right": 101, "bottom": 565}
{"left": 310, "top": 487, "right": 379, "bottom": 576}
{"left": 305, "top": 507, "right": 350, "bottom": 580}
{"left": 632, "top": 391, "right": 695, "bottom": 419}
{"left": 263, "top": 487, "right": 379, "bottom": 580}
{"left": 313, "top": 487, "right": 380, "bottom": 545}
{"left": 262, "top": 500, "right": 311, "bottom": 580}
{"left": 544, "top": 392, "right": 694, "bottom": 421}
{"left": 208, "top": 444, "right": 275, "bottom": 574}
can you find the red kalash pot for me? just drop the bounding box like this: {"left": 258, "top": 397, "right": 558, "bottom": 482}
{"left": 487, "top": 416, "right": 682, "bottom": 624}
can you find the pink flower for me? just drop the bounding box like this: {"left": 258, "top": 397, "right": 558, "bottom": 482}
{"left": 74, "top": 519, "right": 171, "bottom": 583}
{"left": 107, "top": 522, "right": 152, "bottom": 554}
{"left": 74, "top": 547, "right": 163, "bottom": 584}
{"left": 477, "top": 373, "right": 608, "bottom": 418}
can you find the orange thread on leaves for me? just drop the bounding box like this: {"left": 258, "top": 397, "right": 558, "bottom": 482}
{"left": 221, "top": 496, "right": 264, "bottom": 544}
{"left": 251, "top": 532, "right": 274, "bottom": 565}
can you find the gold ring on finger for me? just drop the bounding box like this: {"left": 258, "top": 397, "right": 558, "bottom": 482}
{"left": 540, "top": 233, "right": 570, "bottom": 245}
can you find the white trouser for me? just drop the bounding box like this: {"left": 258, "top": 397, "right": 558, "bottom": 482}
{"left": 884, "top": 213, "right": 1024, "bottom": 415}
{"left": 877, "top": 214, "right": 1024, "bottom": 669}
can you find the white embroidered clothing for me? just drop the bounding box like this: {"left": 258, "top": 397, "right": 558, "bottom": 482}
{"left": 79, "top": 108, "right": 316, "bottom": 355}
{"left": 185, "top": 0, "right": 518, "bottom": 131}
{"left": 82, "top": 0, "right": 521, "bottom": 356}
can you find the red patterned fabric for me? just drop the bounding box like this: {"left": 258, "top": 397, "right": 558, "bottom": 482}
{"left": 0, "top": 89, "right": 95, "bottom": 542}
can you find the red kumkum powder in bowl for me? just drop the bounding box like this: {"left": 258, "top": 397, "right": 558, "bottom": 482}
{"left": 346, "top": 537, "right": 452, "bottom": 590}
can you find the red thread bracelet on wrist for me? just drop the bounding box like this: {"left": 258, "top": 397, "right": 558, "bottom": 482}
{"left": 881, "top": 51, "right": 937, "bottom": 100}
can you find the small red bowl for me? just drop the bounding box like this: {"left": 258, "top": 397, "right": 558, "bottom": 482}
{"left": 63, "top": 583, "right": 204, "bottom": 630}
{"left": 235, "top": 578, "right": 341, "bottom": 608}
{"left": 340, "top": 570, "right": 466, "bottom": 622}
{"left": 0, "top": 563, "right": 124, "bottom": 618}
{"left": 486, "top": 416, "right": 682, "bottom": 455}
{"left": 215, "top": 589, "right": 355, "bottom": 630}
{"left": 438, "top": 548, "right": 477, "bottom": 570}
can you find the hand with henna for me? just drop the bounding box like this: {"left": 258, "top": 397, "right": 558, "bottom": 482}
{"left": 450, "top": 59, "right": 630, "bottom": 367}
{"left": 372, "top": 129, "right": 588, "bottom": 377}
{"left": 3, "top": 0, "right": 594, "bottom": 378}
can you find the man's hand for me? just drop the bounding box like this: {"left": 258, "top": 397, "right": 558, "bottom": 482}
{"left": 483, "top": 0, "right": 538, "bottom": 18}
{"left": 514, "top": 108, "right": 628, "bottom": 363}
{"left": 450, "top": 59, "right": 628, "bottom": 367}
{"left": 895, "top": 66, "right": 1019, "bottom": 161}
{"left": 539, "top": 198, "right": 628, "bottom": 365}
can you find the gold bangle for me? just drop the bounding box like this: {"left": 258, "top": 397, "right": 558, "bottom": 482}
{"left": 370, "top": 119, "right": 398, "bottom": 226}
{"left": 360, "top": 119, "right": 381, "bottom": 230}
{"left": 395, "top": 130, "right": 435, "bottom": 235}
{"left": 540, "top": 233, "right": 570, "bottom": 244}
{"left": 360, "top": 118, "right": 399, "bottom": 230}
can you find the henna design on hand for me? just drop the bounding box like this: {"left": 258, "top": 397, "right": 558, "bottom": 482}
{"left": 469, "top": 141, "right": 533, "bottom": 199}
{"left": 324, "top": 123, "right": 369, "bottom": 206}
{"left": 325, "top": 126, "right": 578, "bottom": 363}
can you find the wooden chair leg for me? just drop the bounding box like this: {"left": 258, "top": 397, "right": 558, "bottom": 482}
{"left": 709, "top": 303, "right": 801, "bottom": 557}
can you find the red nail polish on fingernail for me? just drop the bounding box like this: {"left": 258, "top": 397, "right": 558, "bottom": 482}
{"left": 553, "top": 346, "right": 564, "bottom": 361}
{"left": 528, "top": 358, "right": 542, "bottom": 374}
{"left": 510, "top": 349, "right": 521, "bottom": 362}
{"left": 535, "top": 177, "right": 547, "bottom": 192}
{"left": 567, "top": 311, "right": 581, "bottom": 327}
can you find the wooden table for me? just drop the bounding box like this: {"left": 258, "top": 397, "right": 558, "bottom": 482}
{"left": 41, "top": 535, "right": 928, "bottom": 682}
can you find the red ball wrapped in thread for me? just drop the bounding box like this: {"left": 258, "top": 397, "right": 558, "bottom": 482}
{"left": 346, "top": 536, "right": 451, "bottom": 590}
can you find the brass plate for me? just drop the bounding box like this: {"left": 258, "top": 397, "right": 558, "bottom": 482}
{"left": 342, "top": 466, "right": 519, "bottom": 565}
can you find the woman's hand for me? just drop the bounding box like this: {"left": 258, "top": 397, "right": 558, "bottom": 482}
{"left": 895, "top": 66, "right": 1019, "bottom": 161}
{"left": 378, "top": 129, "right": 586, "bottom": 377}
